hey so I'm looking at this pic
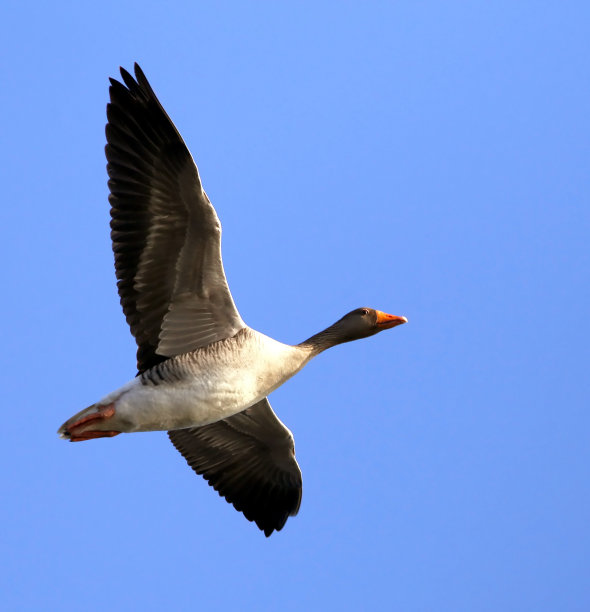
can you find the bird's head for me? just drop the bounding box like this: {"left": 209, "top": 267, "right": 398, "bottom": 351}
{"left": 332, "top": 307, "right": 408, "bottom": 342}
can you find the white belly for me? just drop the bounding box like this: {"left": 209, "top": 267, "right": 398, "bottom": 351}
{"left": 98, "top": 330, "right": 312, "bottom": 433}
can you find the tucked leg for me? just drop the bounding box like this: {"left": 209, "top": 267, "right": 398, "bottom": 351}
{"left": 64, "top": 404, "right": 121, "bottom": 442}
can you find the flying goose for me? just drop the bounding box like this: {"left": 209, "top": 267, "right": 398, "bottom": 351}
{"left": 58, "top": 64, "right": 407, "bottom": 536}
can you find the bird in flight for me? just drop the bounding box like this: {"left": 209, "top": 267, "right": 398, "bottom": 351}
{"left": 58, "top": 64, "right": 407, "bottom": 536}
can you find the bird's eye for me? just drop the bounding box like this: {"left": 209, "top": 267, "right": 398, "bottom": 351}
{"left": 361, "top": 308, "right": 369, "bottom": 316}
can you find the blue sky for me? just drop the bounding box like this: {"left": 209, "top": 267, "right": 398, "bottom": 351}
{"left": 2, "top": 2, "right": 589, "bottom": 610}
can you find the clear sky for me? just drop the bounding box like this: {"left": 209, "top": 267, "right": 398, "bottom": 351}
{"left": 2, "top": 2, "right": 589, "bottom": 610}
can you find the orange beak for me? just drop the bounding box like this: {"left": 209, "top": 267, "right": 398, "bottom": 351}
{"left": 375, "top": 311, "right": 408, "bottom": 329}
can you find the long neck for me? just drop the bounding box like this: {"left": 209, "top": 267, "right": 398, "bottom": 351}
{"left": 297, "top": 322, "right": 351, "bottom": 357}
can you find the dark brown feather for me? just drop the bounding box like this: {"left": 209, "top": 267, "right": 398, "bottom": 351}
{"left": 168, "top": 398, "right": 302, "bottom": 537}
{"left": 106, "top": 64, "right": 243, "bottom": 373}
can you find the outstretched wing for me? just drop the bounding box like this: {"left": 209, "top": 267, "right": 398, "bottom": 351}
{"left": 168, "top": 398, "right": 302, "bottom": 537}
{"left": 106, "top": 64, "right": 244, "bottom": 372}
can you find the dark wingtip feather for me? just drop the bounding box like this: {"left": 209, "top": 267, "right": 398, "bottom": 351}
{"left": 134, "top": 62, "right": 147, "bottom": 81}
{"left": 119, "top": 66, "right": 138, "bottom": 91}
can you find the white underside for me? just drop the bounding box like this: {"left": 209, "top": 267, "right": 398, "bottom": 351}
{"left": 89, "top": 330, "right": 313, "bottom": 433}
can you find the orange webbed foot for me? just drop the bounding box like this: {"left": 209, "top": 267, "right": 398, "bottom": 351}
{"left": 63, "top": 404, "right": 120, "bottom": 442}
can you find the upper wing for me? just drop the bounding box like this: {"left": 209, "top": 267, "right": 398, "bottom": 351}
{"left": 168, "top": 398, "right": 302, "bottom": 537}
{"left": 106, "top": 64, "right": 244, "bottom": 372}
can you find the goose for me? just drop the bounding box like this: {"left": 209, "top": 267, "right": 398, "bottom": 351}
{"left": 58, "top": 64, "right": 407, "bottom": 536}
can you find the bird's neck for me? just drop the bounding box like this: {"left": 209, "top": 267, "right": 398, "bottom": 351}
{"left": 297, "top": 322, "right": 351, "bottom": 356}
